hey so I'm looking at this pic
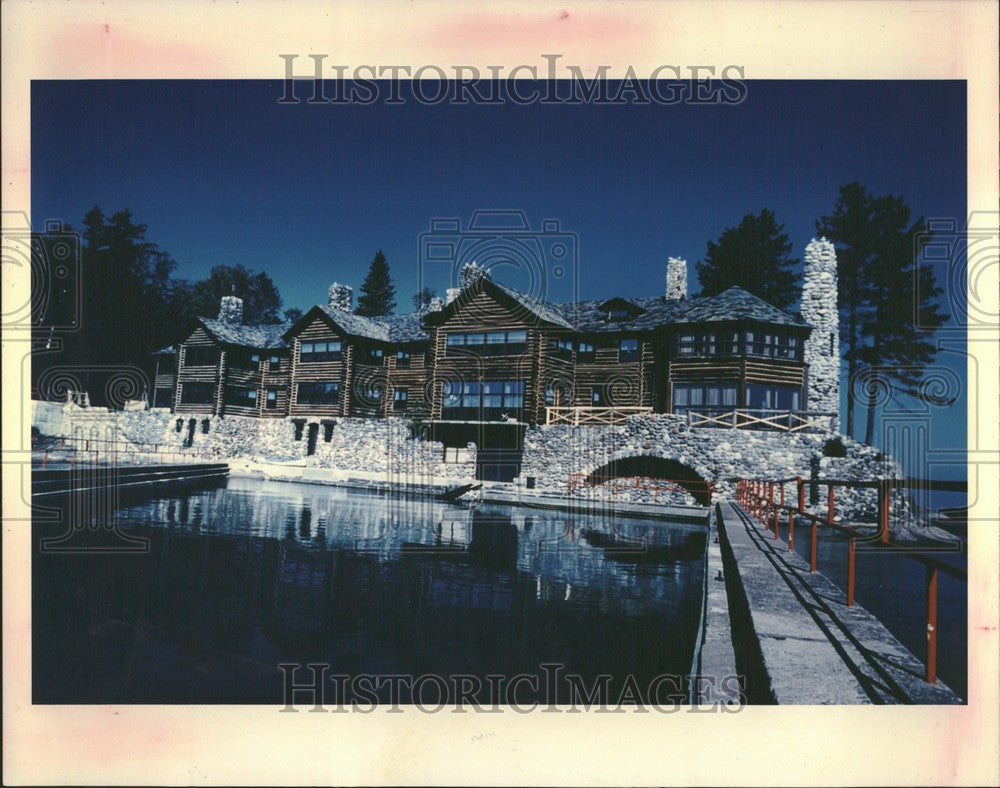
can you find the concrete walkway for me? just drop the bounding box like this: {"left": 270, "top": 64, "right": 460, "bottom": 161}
{"left": 716, "top": 501, "right": 961, "bottom": 704}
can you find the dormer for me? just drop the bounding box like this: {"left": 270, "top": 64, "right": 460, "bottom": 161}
{"left": 598, "top": 297, "right": 645, "bottom": 322}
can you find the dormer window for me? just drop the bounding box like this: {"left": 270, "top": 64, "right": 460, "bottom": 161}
{"left": 599, "top": 298, "right": 644, "bottom": 322}
{"left": 608, "top": 308, "right": 629, "bottom": 320}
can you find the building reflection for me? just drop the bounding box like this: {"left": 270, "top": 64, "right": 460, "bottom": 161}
{"left": 35, "top": 477, "right": 707, "bottom": 703}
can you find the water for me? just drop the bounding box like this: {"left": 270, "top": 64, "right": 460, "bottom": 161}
{"left": 787, "top": 518, "right": 968, "bottom": 701}
{"left": 32, "top": 478, "right": 707, "bottom": 705}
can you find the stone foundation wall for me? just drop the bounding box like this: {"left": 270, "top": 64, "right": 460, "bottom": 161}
{"left": 33, "top": 403, "right": 476, "bottom": 482}
{"left": 515, "top": 415, "right": 900, "bottom": 523}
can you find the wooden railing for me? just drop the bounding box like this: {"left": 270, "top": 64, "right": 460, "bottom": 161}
{"left": 686, "top": 408, "right": 836, "bottom": 432}
{"left": 545, "top": 406, "right": 653, "bottom": 425}
{"left": 736, "top": 476, "right": 967, "bottom": 686}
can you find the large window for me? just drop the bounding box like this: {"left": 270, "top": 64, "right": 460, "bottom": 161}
{"left": 576, "top": 341, "right": 595, "bottom": 363}
{"left": 300, "top": 341, "right": 342, "bottom": 363}
{"left": 745, "top": 331, "right": 802, "bottom": 360}
{"left": 265, "top": 388, "right": 281, "bottom": 410}
{"left": 672, "top": 382, "right": 738, "bottom": 413}
{"left": 180, "top": 382, "right": 215, "bottom": 404}
{"left": 268, "top": 355, "right": 283, "bottom": 371}
{"left": 675, "top": 328, "right": 802, "bottom": 359}
{"left": 745, "top": 383, "right": 801, "bottom": 411}
{"left": 224, "top": 385, "right": 258, "bottom": 408}
{"left": 183, "top": 346, "right": 218, "bottom": 367}
{"left": 393, "top": 387, "right": 408, "bottom": 411}
{"left": 618, "top": 338, "right": 639, "bottom": 363}
{"left": 445, "top": 330, "right": 528, "bottom": 357}
{"left": 442, "top": 380, "right": 524, "bottom": 420}
{"left": 395, "top": 351, "right": 411, "bottom": 368}
{"left": 296, "top": 381, "right": 340, "bottom": 405}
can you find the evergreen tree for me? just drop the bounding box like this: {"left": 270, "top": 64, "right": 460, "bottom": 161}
{"left": 188, "top": 263, "right": 283, "bottom": 324}
{"left": 283, "top": 307, "right": 304, "bottom": 324}
{"left": 356, "top": 249, "right": 396, "bottom": 316}
{"left": 818, "top": 184, "right": 948, "bottom": 443}
{"left": 695, "top": 209, "right": 800, "bottom": 310}
{"left": 412, "top": 287, "right": 437, "bottom": 312}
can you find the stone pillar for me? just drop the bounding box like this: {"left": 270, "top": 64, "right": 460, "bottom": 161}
{"left": 328, "top": 282, "right": 353, "bottom": 312}
{"left": 665, "top": 257, "right": 687, "bottom": 300}
{"left": 218, "top": 296, "right": 244, "bottom": 324}
{"left": 459, "top": 261, "right": 489, "bottom": 290}
{"left": 445, "top": 288, "right": 461, "bottom": 305}
{"left": 802, "top": 237, "right": 840, "bottom": 430}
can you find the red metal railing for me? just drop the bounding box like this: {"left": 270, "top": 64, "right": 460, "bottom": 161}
{"left": 569, "top": 473, "right": 713, "bottom": 505}
{"left": 735, "top": 476, "right": 966, "bottom": 686}
{"left": 33, "top": 436, "right": 223, "bottom": 468}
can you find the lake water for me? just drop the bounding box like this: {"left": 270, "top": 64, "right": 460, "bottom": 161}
{"left": 32, "top": 477, "right": 708, "bottom": 705}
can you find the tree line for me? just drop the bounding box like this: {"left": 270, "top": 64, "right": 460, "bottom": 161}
{"left": 34, "top": 186, "right": 948, "bottom": 443}
{"left": 695, "top": 182, "right": 947, "bottom": 443}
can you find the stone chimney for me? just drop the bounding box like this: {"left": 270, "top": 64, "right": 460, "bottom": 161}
{"left": 217, "top": 295, "right": 244, "bottom": 324}
{"left": 426, "top": 296, "right": 445, "bottom": 313}
{"left": 445, "top": 288, "right": 461, "bottom": 305}
{"left": 665, "top": 257, "right": 687, "bottom": 300}
{"left": 328, "top": 282, "right": 353, "bottom": 312}
{"left": 802, "top": 237, "right": 840, "bottom": 430}
{"left": 459, "top": 261, "right": 489, "bottom": 290}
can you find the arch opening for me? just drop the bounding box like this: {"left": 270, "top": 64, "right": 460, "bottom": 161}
{"left": 586, "top": 455, "right": 712, "bottom": 506}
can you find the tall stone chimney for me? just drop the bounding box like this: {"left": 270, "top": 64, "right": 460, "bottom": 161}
{"left": 217, "top": 295, "right": 244, "bottom": 324}
{"left": 665, "top": 257, "right": 687, "bottom": 300}
{"left": 328, "top": 282, "right": 353, "bottom": 312}
{"left": 802, "top": 238, "right": 840, "bottom": 430}
{"left": 445, "top": 288, "right": 461, "bottom": 305}
{"left": 426, "top": 296, "right": 445, "bottom": 313}
{"left": 459, "top": 261, "right": 489, "bottom": 290}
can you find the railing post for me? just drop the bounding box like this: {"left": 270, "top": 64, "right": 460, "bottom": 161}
{"left": 926, "top": 565, "right": 938, "bottom": 684}
{"left": 767, "top": 482, "right": 774, "bottom": 531}
{"left": 847, "top": 538, "right": 856, "bottom": 607}
{"left": 827, "top": 484, "right": 835, "bottom": 525}
{"left": 797, "top": 476, "right": 804, "bottom": 514}
{"left": 878, "top": 479, "right": 891, "bottom": 544}
{"left": 787, "top": 509, "right": 795, "bottom": 552}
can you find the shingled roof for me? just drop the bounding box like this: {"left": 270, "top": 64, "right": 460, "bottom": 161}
{"left": 198, "top": 318, "right": 292, "bottom": 349}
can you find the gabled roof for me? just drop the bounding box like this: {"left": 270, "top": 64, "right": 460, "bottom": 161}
{"left": 423, "top": 276, "right": 574, "bottom": 330}
{"left": 198, "top": 318, "right": 292, "bottom": 349}
{"left": 284, "top": 305, "right": 429, "bottom": 344}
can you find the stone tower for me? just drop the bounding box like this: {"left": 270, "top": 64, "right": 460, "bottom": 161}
{"left": 328, "top": 282, "right": 353, "bottom": 312}
{"left": 665, "top": 257, "right": 687, "bottom": 300}
{"left": 217, "top": 295, "right": 244, "bottom": 324}
{"left": 801, "top": 237, "right": 840, "bottom": 431}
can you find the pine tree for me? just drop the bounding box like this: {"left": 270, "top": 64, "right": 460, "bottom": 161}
{"left": 818, "top": 184, "right": 948, "bottom": 443}
{"left": 695, "top": 209, "right": 800, "bottom": 310}
{"left": 356, "top": 249, "right": 396, "bottom": 316}
{"left": 412, "top": 287, "right": 436, "bottom": 312}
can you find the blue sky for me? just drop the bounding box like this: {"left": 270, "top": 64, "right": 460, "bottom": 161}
{"left": 31, "top": 79, "right": 968, "bottom": 473}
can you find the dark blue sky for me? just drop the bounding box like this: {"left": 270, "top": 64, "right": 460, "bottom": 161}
{"left": 31, "top": 79, "right": 968, "bottom": 470}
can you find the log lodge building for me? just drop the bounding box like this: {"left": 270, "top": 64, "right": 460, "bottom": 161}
{"left": 154, "top": 245, "right": 841, "bottom": 442}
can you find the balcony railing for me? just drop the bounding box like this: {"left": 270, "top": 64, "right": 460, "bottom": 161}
{"left": 545, "top": 406, "right": 653, "bottom": 425}
{"left": 686, "top": 408, "right": 836, "bottom": 432}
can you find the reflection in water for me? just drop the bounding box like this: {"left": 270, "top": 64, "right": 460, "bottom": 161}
{"left": 33, "top": 478, "right": 706, "bottom": 704}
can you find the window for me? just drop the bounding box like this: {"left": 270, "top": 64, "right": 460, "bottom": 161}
{"left": 395, "top": 351, "right": 411, "bottom": 368}
{"left": 444, "top": 331, "right": 529, "bottom": 357}
{"left": 618, "top": 338, "right": 639, "bottom": 363}
{"left": 577, "top": 342, "right": 595, "bottom": 363}
{"left": 672, "top": 383, "right": 738, "bottom": 414}
{"left": 441, "top": 380, "right": 524, "bottom": 420}
{"left": 746, "top": 383, "right": 801, "bottom": 411}
{"left": 393, "top": 387, "right": 409, "bottom": 411}
{"left": 296, "top": 381, "right": 340, "bottom": 405}
{"left": 608, "top": 308, "right": 629, "bottom": 320}
{"left": 183, "top": 346, "right": 218, "bottom": 367}
{"left": 180, "top": 382, "right": 215, "bottom": 404}
{"left": 269, "top": 355, "right": 282, "bottom": 371}
{"left": 591, "top": 389, "right": 605, "bottom": 405}
{"left": 546, "top": 338, "right": 574, "bottom": 362}
{"left": 300, "top": 341, "right": 342, "bottom": 362}
{"left": 368, "top": 348, "right": 384, "bottom": 364}
{"left": 265, "top": 388, "right": 280, "bottom": 410}
{"left": 224, "top": 385, "right": 258, "bottom": 408}
{"left": 229, "top": 350, "right": 261, "bottom": 370}
{"left": 545, "top": 384, "right": 570, "bottom": 406}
